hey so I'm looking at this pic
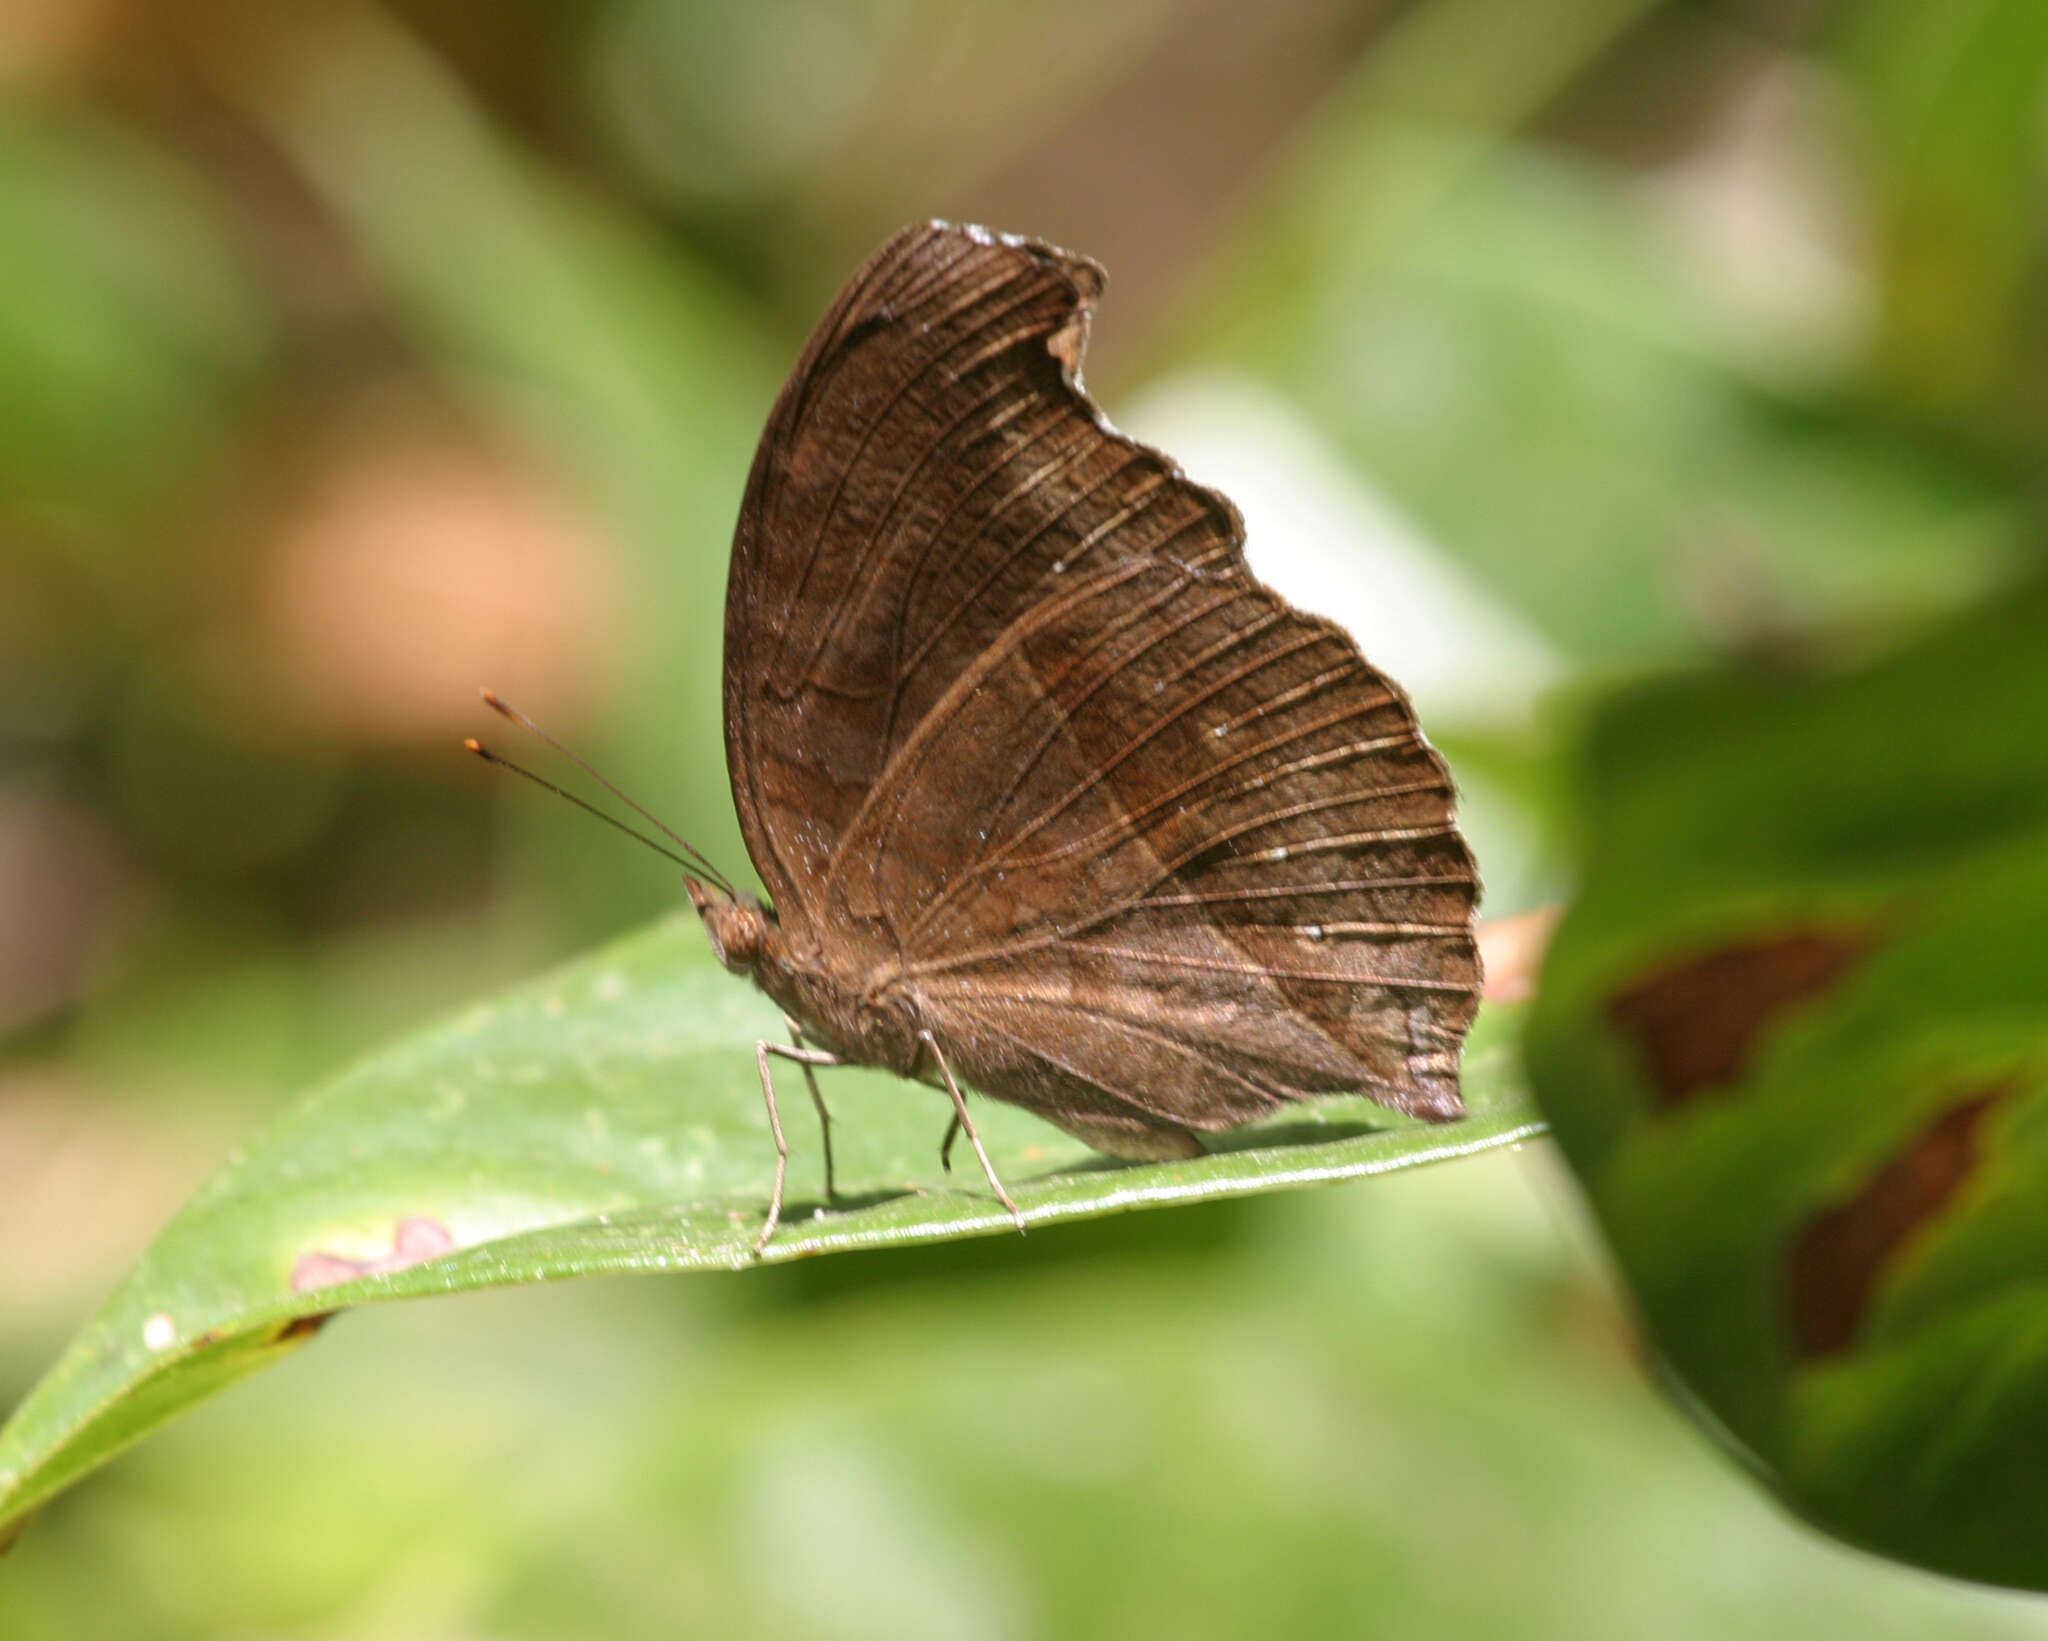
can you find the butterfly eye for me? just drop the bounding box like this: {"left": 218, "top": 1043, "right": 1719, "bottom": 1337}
{"left": 707, "top": 903, "right": 766, "bottom": 973}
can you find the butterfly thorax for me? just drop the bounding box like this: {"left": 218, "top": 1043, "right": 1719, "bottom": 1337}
{"left": 687, "top": 878, "right": 927, "bottom": 1078}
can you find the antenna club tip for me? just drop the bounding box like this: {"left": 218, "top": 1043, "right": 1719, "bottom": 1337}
{"left": 478, "top": 687, "right": 500, "bottom": 704}
{"left": 463, "top": 737, "right": 486, "bottom": 755}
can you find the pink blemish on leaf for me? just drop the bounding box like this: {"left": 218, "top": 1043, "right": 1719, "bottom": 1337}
{"left": 388, "top": 1216, "right": 455, "bottom": 1263}
{"left": 288, "top": 1254, "right": 362, "bottom": 1293}
{"left": 291, "top": 1216, "right": 457, "bottom": 1293}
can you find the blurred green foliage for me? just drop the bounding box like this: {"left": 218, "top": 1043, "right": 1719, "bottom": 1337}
{"left": 4, "top": 0, "right": 2048, "bottom": 1632}
{"left": 1527, "top": 585, "right": 2048, "bottom": 1587}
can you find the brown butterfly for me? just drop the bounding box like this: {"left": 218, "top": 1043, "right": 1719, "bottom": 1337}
{"left": 483, "top": 222, "right": 1481, "bottom": 1251}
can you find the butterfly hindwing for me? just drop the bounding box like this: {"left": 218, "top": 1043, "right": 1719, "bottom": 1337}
{"left": 827, "top": 556, "right": 1478, "bottom": 1138}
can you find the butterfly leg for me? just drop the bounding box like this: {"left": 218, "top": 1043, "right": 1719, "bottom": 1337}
{"left": 785, "top": 1018, "right": 839, "bottom": 1204}
{"left": 754, "top": 1037, "right": 845, "bottom": 1256}
{"left": 920, "top": 1029, "right": 1024, "bottom": 1233}
{"left": 938, "top": 1114, "right": 960, "bottom": 1174}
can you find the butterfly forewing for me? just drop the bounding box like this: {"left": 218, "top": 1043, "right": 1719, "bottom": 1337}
{"left": 727, "top": 224, "right": 1118, "bottom": 927}
{"left": 723, "top": 222, "right": 1479, "bottom": 1151}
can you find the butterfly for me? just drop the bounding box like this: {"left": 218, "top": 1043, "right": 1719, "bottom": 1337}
{"left": 684, "top": 219, "right": 1483, "bottom": 1249}
{"left": 484, "top": 221, "right": 1480, "bottom": 1252}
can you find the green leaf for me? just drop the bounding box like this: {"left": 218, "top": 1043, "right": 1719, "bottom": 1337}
{"left": 0, "top": 918, "right": 1538, "bottom": 1542}
{"left": 1524, "top": 580, "right": 2048, "bottom": 1588}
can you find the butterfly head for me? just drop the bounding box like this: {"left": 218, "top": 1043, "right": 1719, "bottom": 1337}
{"left": 686, "top": 877, "right": 773, "bottom": 974}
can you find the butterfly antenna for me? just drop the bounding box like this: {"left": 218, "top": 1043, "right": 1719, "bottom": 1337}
{"left": 465, "top": 741, "right": 719, "bottom": 880}
{"left": 473, "top": 690, "right": 737, "bottom": 895}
